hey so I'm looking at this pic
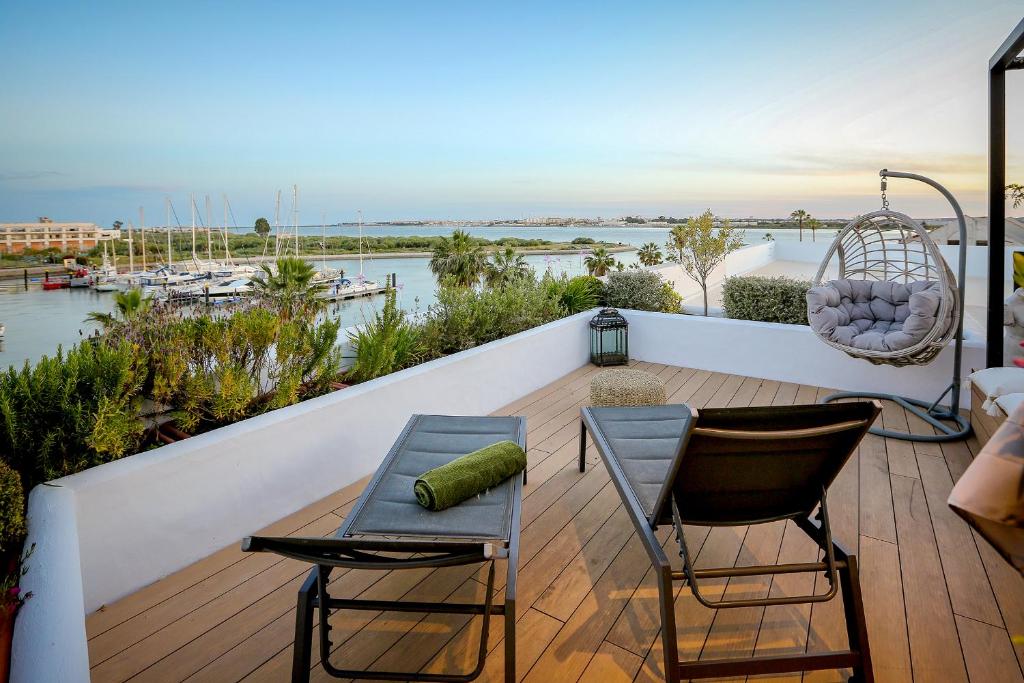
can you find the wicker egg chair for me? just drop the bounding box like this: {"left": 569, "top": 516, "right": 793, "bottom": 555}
{"left": 807, "top": 169, "right": 970, "bottom": 443}
{"left": 809, "top": 209, "right": 960, "bottom": 367}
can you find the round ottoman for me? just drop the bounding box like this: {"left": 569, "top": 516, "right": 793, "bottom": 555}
{"left": 590, "top": 368, "right": 667, "bottom": 407}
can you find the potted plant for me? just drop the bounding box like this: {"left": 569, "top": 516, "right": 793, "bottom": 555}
{"left": 0, "top": 462, "right": 27, "bottom": 683}
{"left": 0, "top": 548, "right": 32, "bottom": 683}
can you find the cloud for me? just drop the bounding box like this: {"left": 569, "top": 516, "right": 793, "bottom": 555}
{"left": 0, "top": 170, "right": 66, "bottom": 181}
{"left": 647, "top": 150, "right": 987, "bottom": 178}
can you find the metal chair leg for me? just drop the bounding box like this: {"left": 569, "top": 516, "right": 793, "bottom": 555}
{"left": 658, "top": 564, "right": 682, "bottom": 683}
{"left": 840, "top": 556, "right": 874, "bottom": 683}
{"left": 579, "top": 420, "right": 587, "bottom": 472}
{"left": 291, "top": 567, "right": 318, "bottom": 683}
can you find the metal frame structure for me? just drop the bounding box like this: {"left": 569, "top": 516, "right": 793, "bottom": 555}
{"left": 821, "top": 170, "right": 971, "bottom": 442}
{"left": 243, "top": 416, "right": 526, "bottom": 683}
{"left": 987, "top": 17, "right": 1024, "bottom": 368}
{"left": 579, "top": 403, "right": 878, "bottom": 683}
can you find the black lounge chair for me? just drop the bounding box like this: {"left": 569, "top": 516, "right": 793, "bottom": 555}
{"left": 243, "top": 414, "right": 526, "bottom": 683}
{"left": 579, "top": 401, "right": 880, "bottom": 683}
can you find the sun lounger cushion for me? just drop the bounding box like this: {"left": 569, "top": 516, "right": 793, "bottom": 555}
{"left": 342, "top": 415, "right": 523, "bottom": 541}
{"left": 807, "top": 279, "right": 947, "bottom": 352}
{"left": 584, "top": 405, "right": 692, "bottom": 518}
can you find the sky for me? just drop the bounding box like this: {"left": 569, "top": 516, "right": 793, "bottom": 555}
{"left": 1, "top": 0, "right": 1022, "bottom": 224}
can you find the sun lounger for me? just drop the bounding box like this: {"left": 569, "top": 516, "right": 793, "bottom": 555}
{"left": 579, "top": 402, "right": 879, "bottom": 683}
{"left": 243, "top": 414, "right": 526, "bottom": 683}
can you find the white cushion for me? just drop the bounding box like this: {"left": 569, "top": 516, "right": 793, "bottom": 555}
{"left": 995, "top": 393, "right": 1024, "bottom": 417}
{"left": 970, "top": 367, "right": 1024, "bottom": 416}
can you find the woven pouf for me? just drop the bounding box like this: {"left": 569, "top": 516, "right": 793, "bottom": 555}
{"left": 590, "top": 368, "right": 667, "bottom": 407}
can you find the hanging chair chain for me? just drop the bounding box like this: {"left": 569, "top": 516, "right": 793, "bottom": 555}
{"left": 880, "top": 175, "right": 889, "bottom": 210}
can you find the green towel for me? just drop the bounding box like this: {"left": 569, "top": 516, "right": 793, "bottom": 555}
{"left": 414, "top": 440, "right": 527, "bottom": 511}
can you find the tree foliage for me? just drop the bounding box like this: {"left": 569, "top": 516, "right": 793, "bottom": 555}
{"left": 1008, "top": 184, "right": 1024, "bottom": 209}
{"left": 484, "top": 247, "right": 531, "bottom": 288}
{"left": 346, "top": 287, "right": 421, "bottom": 383}
{"left": 429, "top": 229, "right": 487, "bottom": 287}
{"left": 637, "top": 242, "right": 663, "bottom": 266}
{"left": 674, "top": 209, "right": 743, "bottom": 315}
{"left": 254, "top": 217, "right": 271, "bottom": 236}
{"left": 584, "top": 247, "right": 616, "bottom": 276}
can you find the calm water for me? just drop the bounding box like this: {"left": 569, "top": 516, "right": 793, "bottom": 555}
{"left": 0, "top": 224, "right": 832, "bottom": 367}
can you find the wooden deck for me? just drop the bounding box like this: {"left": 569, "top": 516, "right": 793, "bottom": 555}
{"left": 85, "top": 363, "right": 1024, "bottom": 683}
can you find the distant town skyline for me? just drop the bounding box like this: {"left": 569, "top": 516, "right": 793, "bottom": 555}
{"left": 1, "top": 1, "right": 1022, "bottom": 225}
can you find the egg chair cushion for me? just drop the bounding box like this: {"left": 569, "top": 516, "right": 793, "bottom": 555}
{"left": 806, "top": 279, "right": 948, "bottom": 353}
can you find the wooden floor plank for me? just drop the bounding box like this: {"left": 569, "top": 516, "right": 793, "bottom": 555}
{"left": 83, "top": 365, "right": 1024, "bottom": 683}
{"left": 891, "top": 472, "right": 968, "bottom": 682}
{"left": 954, "top": 615, "right": 1024, "bottom": 683}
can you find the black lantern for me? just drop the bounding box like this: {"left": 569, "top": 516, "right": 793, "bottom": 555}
{"left": 590, "top": 308, "right": 628, "bottom": 366}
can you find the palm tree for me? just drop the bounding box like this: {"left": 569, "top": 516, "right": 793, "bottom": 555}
{"left": 484, "top": 247, "right": 530, "bottom": 288}
{"left": 87, "top": 288, "right": 152, "bottom": 329}
{"left": 637, "top": 242, "right": 663, "bottom": 267}
{"left": 429, "top": 230, "right": 486, "bottom": 287}
{"left": 251, "top": 256, "right": 324, "bottom": 320}
{"left": 790, "top": 209, "right": 808, "bottom": 242}
{"left": 664, "top": 225, "right": 688, "bottom": 263}
{"left": 806, "top": 217, "right": 822, "bottom": 242}
{"left": 584, "top": 247, "right": 616, "bottom": 276}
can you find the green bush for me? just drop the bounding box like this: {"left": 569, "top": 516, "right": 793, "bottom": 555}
{"left": 347, "top": 287, "right": 422, "bottom": 383}
{"left": 721, "top": 275, "right": 811, "bottom": 324}
{"left": 603, "top": 270, "right": 681, "bottom": 313}
{"left": 110, "top": 303, "right": 342, "bottom": 433}
{"left": 420, "top": 277, "right": 564, "bottom": 357}
{"left": 543, "top": 274, "right": 603, "bottom": 315}
{"left": 0, "top": 463, "right": 25, "bottom": 554}
{"left": 0, "top": 342, "right": 145, "bottom": 490}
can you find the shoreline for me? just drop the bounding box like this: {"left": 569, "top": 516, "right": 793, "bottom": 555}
{"left": 0, "top": 245, "right": 635, "bottom": 281}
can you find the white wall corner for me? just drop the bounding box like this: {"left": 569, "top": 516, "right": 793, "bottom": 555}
{"left": 11, "top": 484, "right": 89, "bottom": 683}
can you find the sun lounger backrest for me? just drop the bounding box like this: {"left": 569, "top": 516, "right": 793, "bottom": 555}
{"left": 668, "top": 402, "right": 878, "bottom": 526}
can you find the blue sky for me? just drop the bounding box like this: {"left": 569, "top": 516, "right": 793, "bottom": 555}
{"left": 1, "top": 1, "right": 1022, "bottom": 224}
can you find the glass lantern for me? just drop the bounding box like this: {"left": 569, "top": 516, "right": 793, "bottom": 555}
{"left": 590, "top": 308, "right": 628, "bottom": 366}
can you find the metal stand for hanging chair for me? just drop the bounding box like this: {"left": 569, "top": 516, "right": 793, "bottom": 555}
{"left": 820, "top": 169, "right": 971, "bottom": 443}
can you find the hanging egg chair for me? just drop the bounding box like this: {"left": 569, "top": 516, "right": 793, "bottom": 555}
{"left": 806, "top": 169, "right": 970, "bottom": 442}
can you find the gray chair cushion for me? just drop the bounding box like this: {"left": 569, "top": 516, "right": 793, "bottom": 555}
{"left": 807, "top": 278, "right": 947, "bottom": 352}
{"left": 341, "top": 414, "right": 524, "bottom": 541}
{"left": 586, "top": 405, "right": 692, "bottom": 518}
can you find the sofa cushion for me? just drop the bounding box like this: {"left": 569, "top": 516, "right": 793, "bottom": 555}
{"left": 807, "top": 279, "right": 947, "bottom": 353}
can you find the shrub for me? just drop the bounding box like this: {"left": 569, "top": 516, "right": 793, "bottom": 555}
{"left": 0, "top": 463, "right": 25, "bottom": 554}
{"left": 346, "top": 287, "right": 422, "bottom": 383}
{"left": 420, "top": 277, "right": 563, "bottom": 357}
{"left": 0, "top": 342, "right": 145, "bottom": 490}
{"left": 110, "top": 303, "right": 342, "bottom": 432}
{"left": 544, "top": 274, "right": 603, "bottom": 315}
{"left": 721, "top": 275, "right": 811, "bottom": 324}
{"left": 603, "top": 270, "right": 681, "bottom": 313}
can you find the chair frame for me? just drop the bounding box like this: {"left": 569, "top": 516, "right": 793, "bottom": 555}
{"left": 579, "top": 403, "right": 877, "bottom": 683}
{"left": 243, "top": 415, "right": 526, "bottom": 683}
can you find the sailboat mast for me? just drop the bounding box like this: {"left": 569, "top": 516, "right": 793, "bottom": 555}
{"left": 223, "top": 195, "right": 231, "bottom": 264}
{"left": 127, "top": 222, "right": 135, "bottom": 273}
{"left": 274, "top": 190, "right": 281, "bottom": 257}
{"left": 293, "top": 184, "right": 299, "bottom": 256}
{"left": 205, "top": 195, "right": 213, "bottom": 263}
{"left": 139, "top": 206, "right": 147, "bottom": 271}
{"left": 190, "top": 193, "right": 197, "bottom": 263}
{"left": 166, "top": 197, "right": 173, "bottom": 269}
{"left": 358, "top": 209, "right": 364, "bottom": 277}
{"left": 321, "top": 212, "right": 327, "bottom": 271}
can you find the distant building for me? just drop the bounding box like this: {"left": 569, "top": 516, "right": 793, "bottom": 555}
{"left": 924, "top": 216, "right": 1024, "bottom": 246}
{"left": 0, "top": 220, "right": 119, "bottom": 254}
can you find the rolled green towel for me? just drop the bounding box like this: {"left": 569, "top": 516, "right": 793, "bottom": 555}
{"left": 414, "top": 440, "right": 527, "bottom": 511}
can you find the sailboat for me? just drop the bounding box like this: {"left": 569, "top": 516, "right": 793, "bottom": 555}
{"left": 316, "top": 209, "right": 383, "bottom": 301}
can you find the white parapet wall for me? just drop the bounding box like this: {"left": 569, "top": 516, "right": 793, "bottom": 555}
{"left": 12, "top": 311, "right": 593, "bottom": 683}
{"left": 622, "top": 309, "right": 985, "bottom": 407}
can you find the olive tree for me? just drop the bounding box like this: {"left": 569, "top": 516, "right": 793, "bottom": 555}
{"left": 675, "top": 209, "right": 743, "bottom": 315}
